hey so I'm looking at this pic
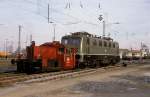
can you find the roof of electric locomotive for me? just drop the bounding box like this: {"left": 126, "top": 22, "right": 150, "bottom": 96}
{"left": 62, "top": 31, "right": 115, "bottom": 42}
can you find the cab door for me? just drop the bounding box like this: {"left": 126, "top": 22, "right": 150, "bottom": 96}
{"left": 63, "top": 48, "right": 76, "bottom": 70}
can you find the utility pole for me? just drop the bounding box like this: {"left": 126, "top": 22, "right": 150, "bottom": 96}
{"left": 140, "top": 42, "right": 143, "bottom": 62}
{"left": 131, "top": 47, "right": 133, "bottom": 60}
{"left": 25, "top": 35, "right": 28, "bottom": 47}
{"left": 37, "top": 0, "right": 40, "bottom": 14}
{"left": 48, "top": 3, "right": 56, "bottom": 41}
{"left": 48, "top": 3, "right": 53, "bottom": 23}
{"left": 103, "top": 21, "right": 106, "bottom": 37}
{"left": 48, "top": 3, "right": 50, "bottom": 23}
{"left": 5, "top": 39, "right": 8, "bottom": 58}
{"left": 30, "top": 34, "right": 32, "bottom": 44}
{"left": 18, "top": 25, "right": 21, "bottom": 58}
{"left": 98, "top": 15, "right": 104, "bottom": 37}
{"left": 10, "top": 40, "right": 13, "bottom": 54}
{"left": 53, "top": 24, "right": 56, "bottom": 41}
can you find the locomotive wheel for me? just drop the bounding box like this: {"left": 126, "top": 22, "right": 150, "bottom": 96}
{"left": 11, "top": 59, "right": 15, "bottom": 64}
{"left": 17, "top": 63, "right": 21, "bottom": 72}
{"left": 17, "top": 61, "right": 23, "bottom": 72}
{"left": 101, "top": 63, "right": 106, "bottom": 67}
{"left": 26, "top": 64, "right": 32, "bottom": 74}
{"left": 110, "top": 59, "right": 116, "bottom": 65}
{"left": 92, "top": 63, "right": 97, "bottom": 68}
{"left": 89, "top": 63, "right": 96, "bottom": 68}
{"left": 79, "top": 63, "right": 86, "bottom": 69}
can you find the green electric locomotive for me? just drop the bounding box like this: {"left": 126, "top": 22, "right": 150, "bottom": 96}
{"left": 61, "top": 32, "right": 120, "bottom": 68}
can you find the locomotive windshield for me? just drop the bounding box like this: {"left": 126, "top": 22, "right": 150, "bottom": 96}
{"left": 62, "top": 37, "right": 81, "bottom": 46}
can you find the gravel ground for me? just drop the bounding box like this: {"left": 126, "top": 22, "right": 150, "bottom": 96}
{"left": 0, "top": 64, "right": 150, "bottom": 97}
{"left": 70, "top": 79, "right": 150, "bottom": 97}
{"left": 68, "top": 65, "right": 150, "bottom": 97}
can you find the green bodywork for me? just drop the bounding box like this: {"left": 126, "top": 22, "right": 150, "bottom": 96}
{"left": 61, "top": 32, "right": 119, "bottom": 62}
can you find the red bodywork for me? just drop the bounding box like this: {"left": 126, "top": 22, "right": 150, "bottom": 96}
{"left": 29, "top": 41, "right": 76, "bottom": 71}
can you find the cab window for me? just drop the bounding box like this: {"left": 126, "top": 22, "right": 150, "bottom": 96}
{"left": 99, "top": 40, "right": 102, "bottom": 47}
{"left": 109, "top": 42, "right": 111, "bottom": 47}
{"left": 86, "top": 38, "right": 90, "bottom": 45}
{"left": 93, "top": 39, "right": 97, "bottom": 46}
{"left": 113, "top": 43, "right": 116, "bottom": 48}
{"left": 62, "top": 38, "right": 81, "bottom": 46}
{"left": 104, "top": 41, "right": 107, "bottom": 47}
{"left": 59, "top": 48, "right": 64, "bottom": 53}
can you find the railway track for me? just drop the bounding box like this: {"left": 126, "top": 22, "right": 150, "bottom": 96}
{"left": 0, "top": 70, "right": 78, "bottom": 86}
{"left": 0, "top": 64, "right": 130, "bottom": 87}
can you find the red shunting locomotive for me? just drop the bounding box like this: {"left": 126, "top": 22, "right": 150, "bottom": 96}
{"left": 12, "top": 41, "right": 77, "bottom": 73}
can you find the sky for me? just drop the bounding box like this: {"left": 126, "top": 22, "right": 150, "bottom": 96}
{"left": 0, "top": 0, "right": 150, "bottom": 51}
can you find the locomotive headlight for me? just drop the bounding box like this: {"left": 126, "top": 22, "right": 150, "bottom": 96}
{"left": 66, "top": 57, "right": 71, "bottom": 64}
{"left": 67, "top": 57, "right": 70, "bottom": 61}
{"left": 37, "top": 54, "right": 41, "bottom": 59}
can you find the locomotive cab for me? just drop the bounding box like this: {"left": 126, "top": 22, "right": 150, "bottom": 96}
{"left": 61, "top": 36, "right": 82, "bottom": 66}
{"left": 39, "top": 42, "right": 76, "bottom": 71}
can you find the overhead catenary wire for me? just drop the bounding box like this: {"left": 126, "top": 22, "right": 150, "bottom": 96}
{"left": 23, "top": 0, "right": 81, "bottom": 22}
{"left": 1, "top": 0, "right": 107, "bottom": 26}
{"left": 37, "top": 0, "right": 100, "bottom": 25}
{"left": 21, "top": 0, "right": 103, "bottom": 27}
{"left": 2, "top": 0, "right": 107, "bottom": 30}
{"left": 1, "top": 0, "right": 103, "bottom": 29}
{"left": 48, "top": 1, "right": 99, "bottom": 26}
